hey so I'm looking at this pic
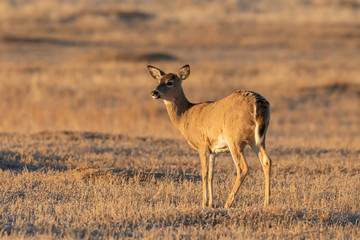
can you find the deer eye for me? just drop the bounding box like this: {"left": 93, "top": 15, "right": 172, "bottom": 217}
{"left": 166, "top": 81, "right": 174, "bottom": 87}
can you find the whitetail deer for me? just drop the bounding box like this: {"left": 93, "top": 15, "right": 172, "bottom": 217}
{"left": 147, "top": 64, "right": 272, "bottom": 208}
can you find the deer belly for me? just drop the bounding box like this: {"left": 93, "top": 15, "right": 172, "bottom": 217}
{"left": 211, "top": 135, "right": 230, "bottom": 153}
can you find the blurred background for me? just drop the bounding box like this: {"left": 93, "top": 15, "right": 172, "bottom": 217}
{"left": 0, "top": 0, "right": 359, "bottom": 148}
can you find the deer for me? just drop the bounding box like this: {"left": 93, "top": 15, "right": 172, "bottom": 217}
{"left": 147, "top": 64, "right": 272, "bottom": 209}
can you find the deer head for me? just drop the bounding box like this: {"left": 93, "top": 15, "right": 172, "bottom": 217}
{"left": 148, "top": 65, "right": 190, "bottom": 102}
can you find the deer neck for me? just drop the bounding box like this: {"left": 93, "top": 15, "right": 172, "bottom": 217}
{"left": 164, "top": 88, "right": 192, "bottom": 130}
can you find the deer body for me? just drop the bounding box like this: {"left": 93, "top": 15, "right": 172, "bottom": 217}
{"left": 148, "top": 65, "right": 272, "bottom": 208}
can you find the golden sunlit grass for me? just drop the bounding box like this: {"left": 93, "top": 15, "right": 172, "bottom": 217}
{"left": 0, "top": 132, "right": 359, "bottom": 239}
{"left": 0, "top": 0, "right": 359, "bottom": 239}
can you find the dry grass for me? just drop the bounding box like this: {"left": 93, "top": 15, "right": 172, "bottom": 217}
{"left": 0, "top": 0, "right": 359, "bottom": 239}
{"left": 0, "top": 132, "right": 359, "bottom": 239}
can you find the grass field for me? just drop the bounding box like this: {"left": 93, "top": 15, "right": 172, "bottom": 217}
{"left": 0, "top": 0, "right": 360, "bottom": 239}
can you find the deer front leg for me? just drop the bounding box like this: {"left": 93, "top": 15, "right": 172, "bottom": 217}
{"left": 208, "top": 153, "right": 215, "bottom": 208}
{"left": 198, "top": 148, "right": 209, "bottom": 208}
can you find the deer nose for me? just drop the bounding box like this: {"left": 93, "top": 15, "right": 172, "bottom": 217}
{"left": 151, "top": 90, "right": 160, "bottom": 99}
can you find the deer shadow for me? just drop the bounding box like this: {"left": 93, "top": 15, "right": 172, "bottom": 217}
{"left": 77, "top": 167, "right": 202, "bottom": 183}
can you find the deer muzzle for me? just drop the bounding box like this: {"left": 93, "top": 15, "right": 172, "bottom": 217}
{"left": 151, "top": 90, "right": 161, "bottom": 99}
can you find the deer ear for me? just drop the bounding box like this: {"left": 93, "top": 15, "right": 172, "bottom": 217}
{"left": 147, "top": 65, "right": 166, "bottom": 81}
{"left": 178, "top": 64, "right": 190, "bottom": 80}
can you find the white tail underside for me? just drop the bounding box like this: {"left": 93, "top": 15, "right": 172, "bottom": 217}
{"left": 255, "top": 123, "right": 263, "bottom": 145}
{"left": 254, "top": 106, "right": 271, "bottom": 146}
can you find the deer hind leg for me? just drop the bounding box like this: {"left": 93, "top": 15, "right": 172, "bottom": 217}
{"left": 252, "top": 143, "right": 272, "bottom": 206}
{"left": 198, "top": 148, "right": 209, "bottom": 208}
{"left": 224, "top": 143, "right": 248, "bottom": 209}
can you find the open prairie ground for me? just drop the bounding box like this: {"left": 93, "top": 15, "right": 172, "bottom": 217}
{"left": 0, "top": 0, "right": 360, "bottom": 239}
